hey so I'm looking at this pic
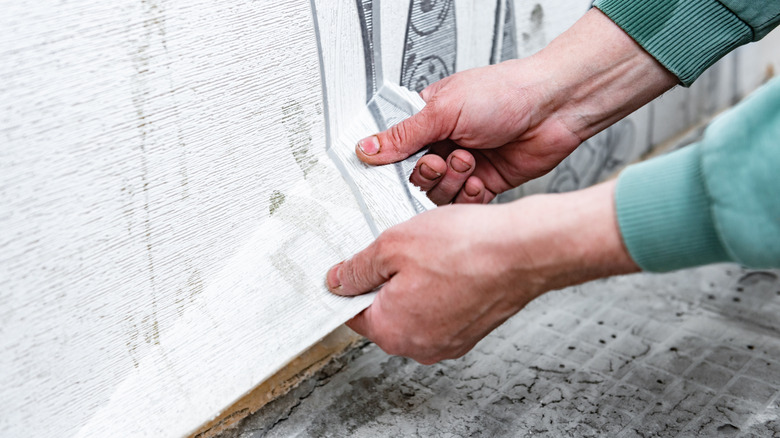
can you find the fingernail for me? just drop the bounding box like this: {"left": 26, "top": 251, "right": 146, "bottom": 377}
{"left": 357, "top": 136, "right": 380, "bottom": 156}
{"left": 419, "top": 163, "right": 442, "bottom": 180}
{"left": 326, "top": 263, "right": 342, "bottom": 291}
{"left": 465, "top": 181, "right": 481, "bottom": 197}
{"left": 450, "top": 156, "right": 471, "bottom": 173}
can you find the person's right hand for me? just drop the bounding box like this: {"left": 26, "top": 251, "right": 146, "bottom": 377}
{"left": 326, "top": 180, "right": 640, "bottom": 364}
{"left": 355, "top": 8, "right": 678, "bottom": 205}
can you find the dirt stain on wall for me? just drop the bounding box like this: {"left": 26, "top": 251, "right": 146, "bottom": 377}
{"left": 125, "top": 0, "right": 170, "bottom": 368}
{"left": 522, "top": 4, "right": 546, "bottom": 54}
{"left": 175, "top": 270, "right": 204, "bottom": 317}
{"left": 268, "top": 190, "right": 286, "bottom": 216}
{"left": 271, "top": 242, "right": 319, "bottom": 302}
{"left": 281, "top": 101, "right": 318, "bottom": 178}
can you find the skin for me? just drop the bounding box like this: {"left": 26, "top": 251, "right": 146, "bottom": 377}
{"left": 356, "top": 9, "right": 676, "bottom": 204}
{"left": 327, "top": 9, "right": 677, "bottom": 364}
{"left": 327, "top": 181, "right": 639, "bottom": 364}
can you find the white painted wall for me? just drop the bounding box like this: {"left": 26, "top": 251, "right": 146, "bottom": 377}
{"left": 1, "top": 1, "right": 375, "bottom": 436}
{"left": 1, "top": 1, "right": 778, "bottom": 436}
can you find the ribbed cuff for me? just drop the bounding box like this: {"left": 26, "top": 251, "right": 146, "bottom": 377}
{"left": 594, "top": 0, "right": 752, "bottom": 86}
{"left": 615, "top": 145, "right": 730, "bottom": 272}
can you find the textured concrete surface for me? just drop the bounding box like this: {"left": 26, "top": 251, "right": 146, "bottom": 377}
{"left": 219, "top": 265, "right": 780, "bottom": 437}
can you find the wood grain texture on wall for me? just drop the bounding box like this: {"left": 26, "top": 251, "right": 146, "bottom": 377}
{"left": 2, "top": 0, "right": 779, "bottom": 436}
{"left": 0, "top": 1, "right": 377, "bottom": 436}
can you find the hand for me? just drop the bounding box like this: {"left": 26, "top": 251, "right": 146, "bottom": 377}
{"left": 355, "top": 8, "right": 677, "bottom": 205}
{"left": 359, "top": 60, "right": 581, "bottom": 205}
{"left": 326, "top": 181, "right": 639, "bottom": 364}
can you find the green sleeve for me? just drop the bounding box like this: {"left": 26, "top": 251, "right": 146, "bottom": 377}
{"left": 593, "top": 0, "right": 780, "bottom": 86}
{"left": 615, "top": 76, "right": 780, "bottom": 272}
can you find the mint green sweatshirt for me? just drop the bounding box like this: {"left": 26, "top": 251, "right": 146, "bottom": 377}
{"left": 594, "top": 0, "right": 780, "bottom": 271}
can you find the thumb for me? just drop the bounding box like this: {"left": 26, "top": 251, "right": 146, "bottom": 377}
{"left": 356, "top": 103, "right": 452, "bottom": 165}
{"left": 326, "top": 239, "right": 395, "bottom": 297}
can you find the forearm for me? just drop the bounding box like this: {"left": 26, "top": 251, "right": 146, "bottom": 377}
{"left": 506, "top": 179, "right": 639, "bottom": 298}
{"left": 326, "top": 178, "right": 641, "bottom": 363}
{"left": 517, "top": 8, "right": 678, "bottom": 143}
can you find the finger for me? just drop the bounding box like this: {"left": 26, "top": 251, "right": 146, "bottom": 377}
{"left": 426, "top": 150, "right": 475, "bottom": 205}
{"left": 482, "top": 189, "right": 497, "bottom": 204}
{"left": 468, "top": 150, "right": 517, "bottom": 200}
{"left": 409, "top": 154, "right": 446, "bottom": 191}
{"left": 347, "top": 292, "right": 407, "bottom": 358}
{"left": 345, "top": 293, "right": 388, "bottom": 351}
{"left": 419, "top": 75, "right": 452, "bottom": 101}
{"left": 326, "top": 239, "right": 395, "bottom": 297}
{"left": 344, "top": 305, "right": 377, "bottom": 340}
{"left": 355, "top": 101, "right": 454, "bottom": 165}
{"left": 453, "top": 176, "right": 486, "bottom": 204}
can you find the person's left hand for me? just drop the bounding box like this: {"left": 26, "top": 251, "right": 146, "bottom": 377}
{"left": 353, "top": 9, "right": 677, "bottom": 206}
{"left": 326, "top": 181, "right": 638, "bottom": 364}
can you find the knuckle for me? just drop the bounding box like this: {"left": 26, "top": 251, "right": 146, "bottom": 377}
{"left": 372, "top": 233, "right": 392, "bottom": 253}
{"left": 416, "top": 348, "right": 448, "bottom": 365}
{"left": 373, "top": 231, "right": 401, "bottom": 263}
{"left": 423, "top": 94, "right": 444, "bottom": 113}
{"left": 385, "top": 123, "right": 408, "bottom": 154}
{"left": 420, "top": 106, "right": 447, "bottom": 139}
{"left": 379, "top": 337, "right": 403, "bottom": 357}
{"left": 416, "top": 357, "right": 439, "bottom": 366}
{"left": 446, "top": 349, "right": 467, "bottom": 361}
{"left": 420, "top": 87, "right": 434, "bottom": 101}
{"left": 407, "top": 336, "right": 442, "bottom": 365}
{"left": 371, "top": 238, "right": 390, "bottom": 267}
{"left": 445, "top": 339, "right": 473, "bottom": 361}
{"left": 338, "top": 259, "right": 360, "bottom": 290}
{"left": 370, "top": 318, "right": 404, "bottom": 356}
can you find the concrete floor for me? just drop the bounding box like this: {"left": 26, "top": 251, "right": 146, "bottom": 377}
{"left": 219, "top": 264, "right": 780, "bottom": 437}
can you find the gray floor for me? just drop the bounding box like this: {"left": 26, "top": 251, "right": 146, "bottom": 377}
{"left": 220, "top": 265, "right": 780, "bottom": 437}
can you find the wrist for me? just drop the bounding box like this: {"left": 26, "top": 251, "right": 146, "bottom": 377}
{"left": 531, "top": 8, "right": 677, "bottom": 141}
